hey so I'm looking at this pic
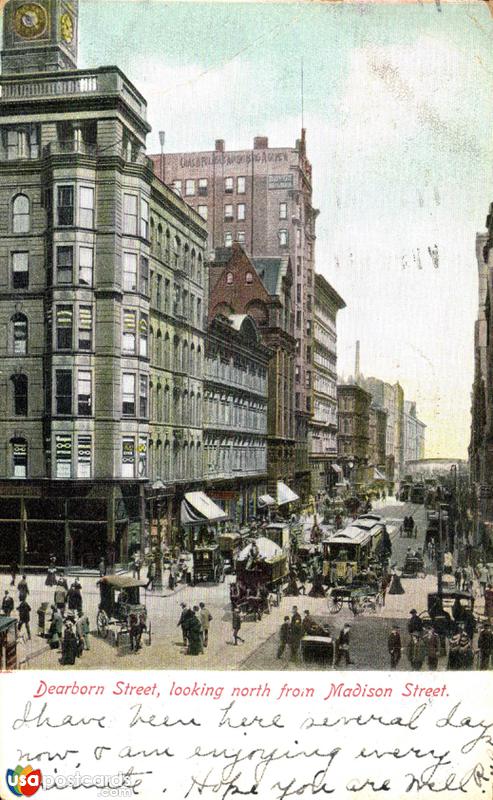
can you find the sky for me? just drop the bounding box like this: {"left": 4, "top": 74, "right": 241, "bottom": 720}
{"left": 76, "top": 0, "right": 493, "bottom": 459}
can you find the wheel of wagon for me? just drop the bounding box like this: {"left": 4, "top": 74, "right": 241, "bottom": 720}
{"left": 97, "top": 609, "right": 109, "bottom": 638}
{"left": 329, "top": 596, "right": 343, "bottom": 614}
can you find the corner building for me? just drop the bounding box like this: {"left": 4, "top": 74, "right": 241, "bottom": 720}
{"left": 150, "top": 132, "right": 317, "bottom": 501}
{"left": 0, "top": 0, "right": 207, "bottom": 568}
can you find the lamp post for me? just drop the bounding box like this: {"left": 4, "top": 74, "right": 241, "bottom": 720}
{"left": 159, "top": 131, "right": 165, "bottom": 182}
{"left": 152, "top": 481, "right": 165, "bottom": 593}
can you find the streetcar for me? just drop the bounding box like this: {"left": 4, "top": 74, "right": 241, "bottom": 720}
{"left": 410, "top": 483, "right": 426, "bottom": 504}
{"left": 322, "top": 518, "right": 390, "bottom": 583}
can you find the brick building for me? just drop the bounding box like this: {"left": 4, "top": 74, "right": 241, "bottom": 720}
{"left": 0, "top": 0, "right": 207, "bottom": 569}
{"left": 208, "top": 244, "right": 296, "bottom": 497}
{"left": 203, "top": 313, "right": 270, "bottom": 523}
{"left": 369, "top": 405, "right": 388, "bottom": 474}
{"left": 337, "top": 384, "right": 372, "bottom": 488}
{"left": 403, "top": 400, "right": 426, "bottom": 466}
{"left": 150, "top": 132, "right": 317, "bottom": 500}
{"left": 309, "top": 273, "right": 345, "bottom": 495}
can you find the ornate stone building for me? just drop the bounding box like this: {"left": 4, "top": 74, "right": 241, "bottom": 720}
{"left": 309, "top": 273, "right": 345, "bottom": 496}
{"left": 0, "top": 0, "right": 207, "bottom": 568}
{"left": 337, "top": 384, "right": 372, "bottom": 488}
{"left": 208, "top": 244, "right": 296, "bottom": 497}
{"left": 203, "top": 313, "right": 270, "bottom": 523}
{"left": 150, "top": 131, "right": 317, "bottom": 500}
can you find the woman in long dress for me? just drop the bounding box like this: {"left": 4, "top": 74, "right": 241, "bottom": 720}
{"left": 388, "top": 569, "right": 405, "bottom": 595}
{"left": 187, "top": 609, "right": 203, "bottom": 655}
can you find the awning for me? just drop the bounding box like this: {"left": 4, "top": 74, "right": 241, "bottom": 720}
{"left": 180, "top": 492, "right": 228, "bottom": 525}
{"left": 331, "top": 463, "right": 342, "bottom": 474}
{"left": 258, "top": 494, "right": 276, "bottom": 508}
{"left": 277, "top": 481, "right": 299, "bottom": 506}
{"left": 373, "top": 468, "right": 387, "bottom": 482}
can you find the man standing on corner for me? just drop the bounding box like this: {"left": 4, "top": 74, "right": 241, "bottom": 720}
{"left": 335, "top": 623, "right": 353, "bottom": 667}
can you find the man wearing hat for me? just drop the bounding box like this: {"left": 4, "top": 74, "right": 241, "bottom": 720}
{"left": 424, "top": 625, "right": 440, "bottom": 670}
{"left": 387, "top": 624, "right": 402, "bottom": 669}
{"left": 408, "top": 609, "right": 424, "bottom": 635}
{"left": 335, "top": 623, "right": 353, "bottom": 666}
{"left": 177, "top": 603, "right": 193, "bottom": 646}
{"left": 478, "top": 621, "right": 493, "bottom": 670}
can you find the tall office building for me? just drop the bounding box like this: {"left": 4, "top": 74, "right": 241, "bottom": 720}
{"left": 150, "top": 132, "right": 317, "bottom": 499}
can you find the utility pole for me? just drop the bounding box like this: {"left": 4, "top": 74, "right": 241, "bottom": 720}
{"left": 437, "top": 506, "right": 443, "bottom": 596}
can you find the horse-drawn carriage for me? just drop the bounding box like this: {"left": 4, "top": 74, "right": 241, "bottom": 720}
{"left": 230, "top": 537, "right": 288, "bottom": 620}
{"left": 217, "top": 532, "right": 241, "bottom": 574}
{"left": 329, "top": 583, "right": 383, "bottom": 615}
{"left": 96, "top": 575, "right": 150, "bottom": 643}
{"left": 401, "top": 550, "right": 426, "bottom": 578}
{"left": 192, "top": 544, "right": 225, "bottom": 585}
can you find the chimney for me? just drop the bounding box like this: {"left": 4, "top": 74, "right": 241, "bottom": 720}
{"left": 254, "top": 136, "right": 268, "bottom": 150}
{"left": 215, "top": 139, "right": 225, "bottom": 152}
{"left": 355, "top": 340, "right": 361, "bottom": 383}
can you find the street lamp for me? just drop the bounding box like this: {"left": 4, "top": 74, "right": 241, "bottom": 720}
{"left": 159, "top": 131, "right": 165, "bottom": 182}
{"left": 152, "top": 480, "right": 165, "bottom": 593}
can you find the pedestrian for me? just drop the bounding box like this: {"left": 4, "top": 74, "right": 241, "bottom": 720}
{"left": 454, "top": 567, "right": 462, "bottom": 591}
{"left": 380, "top": 574, "right": 390, "bottom": 607}
{"left": 187, "top": 607, "right": 203, "bottom": 655}
{"left": 57, "top": 571, "right": 69, "bottom": 590}
{"left": 1, "top": 590, "right": 14, "bottom": 616}
{"left": 335, "top": 623, "right": 353, "bottom": 667}
{"left": 198, "top": 602, "right": 212, "bottom": 647}
{"left": 16, "top": 600, "right": 31, "bottom": 640}
{"left": 177, "top": 603, "right": 193, "bottom": 646}
{"left": 48, "top": 606, "right": 63, "bottom": 650}
{"left": 232, "top": 608, "right": 244, "bottom": 645}
{"left": 290, "top": 606, "right": 303, "bottom": 662}
{"left": 10, "top": 560, "right": 18, "bottom": 587}
{"left": 60, "top": 621, "right": 78, "bottom": 665}
{"left": 425, "top": 626, "right": 440, "bottom": 670}
{"left": 408, "top": 608, "right": 424, "bottom": 635}
{"left": 407, "top": 631, "right": 426, "bottom": 670}
{"left": 485, "top": 583, "right": 493, "bottom": 623}
{"left": 388, "top": 570, "right": 405, "bottom": 595}
{"left": 479, "top": 564, "right": 488, "bottom": 597}
{"left": 461, "top": 567, "right": 468, "bottom": 592}
{"left": 99, "top": 557, "right": 106, "bottom": 578}
{"left": 132, "top": 555, "right": 141, "bottom": 580}
{"left": 17, "top": 574, "right": 29, "bottom": 602}
{"left": 76, "top": 610, "right": 91, "bottom": 651}
{"left": 448, "top": 625, "right": 473, "bottom": 671}
{"left": 54, "top": 581, "right": 67, "bottom": 614}
{"left": 146, "top": 559, "right": 156, "bottom": 590}
{"left": 477, "top": 622, "right": 493, "bottom": 670}
{"left": 387, "top": 624, "right": 402, "bottom": 669}
{"left": 67, "top": 583, "right": 83, "bottom": 614}
{"left": 277, "top": 616, "right": 291, "bottom": 660}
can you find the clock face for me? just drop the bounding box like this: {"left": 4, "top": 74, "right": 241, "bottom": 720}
{"left": 60, "top": 11, "right": 74, "bottom": 44}
{"left": 14, "top": 3, "right": 48, "bottom": 39}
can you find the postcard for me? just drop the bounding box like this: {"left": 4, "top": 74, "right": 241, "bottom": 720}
{"left": 0, "top": 0, "right": 492, "bottom": 797}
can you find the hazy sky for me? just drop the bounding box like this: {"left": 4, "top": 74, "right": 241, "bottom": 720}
{"left": 77, "top": 0, "right": 493, "bottom": 459}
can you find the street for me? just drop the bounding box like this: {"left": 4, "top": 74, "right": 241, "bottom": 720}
{"left": 7, "top": 498, "right": 483, "bottom": 673}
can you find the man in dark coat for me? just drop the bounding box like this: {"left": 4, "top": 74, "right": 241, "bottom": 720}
{"left": 2, "top": 590, "right": 14, "bottom": 616}
{"left": 290, "top": 606, "right": 303, "bottom": 662}
{"left": 425, "top": 626, "right": 440, "bottom": 670}
{"left": 408, "top": 609, "right": 424, "bottom": 634}
{"left": 478, "top": 622, "right": 493, "bottom": 670}
{"left": 177, "top": 603, "right": 193, "bottom": 646}
{"left": 277, "top": 616, "right": 291, "bottom": 660}
{"left": 388, "top": 624, "right": 402, "bottom": 669}
{"left": 17, "top": 575, "right": 29, "bottom": 602}
{"left": 232, "top": 608, "right": 244, "bottom": 645}
{"left": 60, "top": 622, "right": 78, "bottom": 665}
{"left": 335, "top": 624, "right": 353, "bottom": 666}
{"left": 17, "top": 600, "right": 31, "bottom": 640}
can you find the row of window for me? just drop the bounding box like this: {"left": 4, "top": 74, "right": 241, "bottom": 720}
{"left": 148, "top": 438, "right": 202, "bottom": 483}
{"left": 203, "top": 438, "right": 267, "bottom": 476}
{"left": 203, "top": 392, "right": 267, "bottom": 432}
{"left": 150, "top": 224, "right": 203, "bottom": 285}
{"left": 175, "top": 176, "right": 246, "bottom": 197}
{"left": 204, "top": 355, "right": 267, "bottom": 393}
{"left": 150, "top": 334, "right": 203, "bottom": 375}
{"left": 222, "top": 229, "right": 288, "bottom": 248}
{"left": 150, "top": 385, "right": 202, "bottom": 427}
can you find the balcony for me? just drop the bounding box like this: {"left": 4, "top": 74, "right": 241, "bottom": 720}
{"left": 0, "top": 67, "right": 148, "bottom": 123}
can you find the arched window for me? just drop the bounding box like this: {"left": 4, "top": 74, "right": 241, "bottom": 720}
{"left": 182, "top": 340, "right": 188, "bottom": 373}
{"left": 11, "top": 374, "right": 28, "bottom": 416}
{"left": 190, "top": 391, "right": 195, "bottom": 426}
{"left": 197, "top": 253, "right": 202, "bottom": 285}
{"left": 164, "top": 331, "right": 170, "bottom": 370}
{"left": 184, "top": 243, "right": 190, "bottom": 273}
{"left": 226, "top": 272, "right": 233, "bottom": 285}
{"left": 11, "top": 438, "right": 27, "bottom": 478}
{"left": 174, "top": 236, "right": 181, "bottom": 269}
{"left": 156, "top": 329, "right": 162, "bottom": 364}
{"left": 190, "top": 249, "right": 196, "bottom": 280}
{"left": 197, "top": 345, "right": 202, "bottom": 373}
{"left": 164, "top": 384, "right": 170, "bottom": 422}
{"left": 173, "top": 335, "right": 180, "bottom": 370}
{"left": 165, "top": 228, "right": 170, "bottom": 261}
{"left": 13, "top": 194, "right": 30, "bottom": 234}
{"left": 157, "top": 223, "right": 163, "bottom": 251}
{"left": 163, "top": 440, "right": 170, "bottom": 479}
{"left": 245, "top": 271, "right": 253, "bottom": 284}
{"left": 12, "top": 313, "right": 28, "bottom": 355}
{"left": 182, "top": 390, "right": 188, "bottom": 424}
{"left": 190, "top": 343, "right": 195, "bottom": 375}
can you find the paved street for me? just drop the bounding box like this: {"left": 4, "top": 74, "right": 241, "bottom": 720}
{"left": 4, "top": 499, "right": 483, "bottom": 672}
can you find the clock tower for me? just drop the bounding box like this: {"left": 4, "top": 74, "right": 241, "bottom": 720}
{"left": 2, "top": 0, "right": 78, "bottom": 74}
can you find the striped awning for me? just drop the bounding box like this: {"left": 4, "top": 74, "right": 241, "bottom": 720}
{"left": 258, "top": 494, "right": 276, "bottom": 508}
{"left": 277, "top": 481, "right": 299, "bottom": 506}
{"left": 180, "top": 492, "right": 228, "bottom": 525}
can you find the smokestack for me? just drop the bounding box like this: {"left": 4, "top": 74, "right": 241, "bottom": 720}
{"left": 355, "top": 340, "right": 360, "bottom": 383}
